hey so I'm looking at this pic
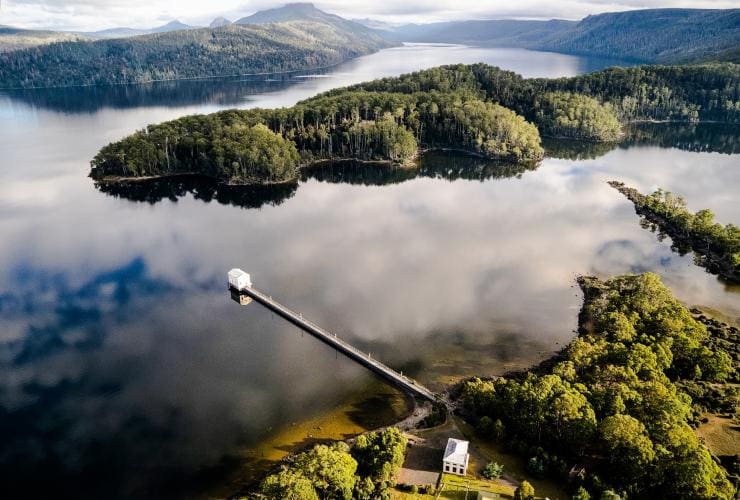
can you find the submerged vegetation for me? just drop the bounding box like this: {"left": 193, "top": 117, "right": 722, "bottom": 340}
{"left": 610, "top": 182, "right": 740, "bottom": 283}
{"left": 91, "top": 62, "right": 740, "bottom": 185}
{"left": 461, "top": 273, "right": 737, "bottom": 499}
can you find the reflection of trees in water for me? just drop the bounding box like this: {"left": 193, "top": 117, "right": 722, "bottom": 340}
{"left": 2, "top": 75, "right": 297, "bottom": 113}
{"left": 622, "top": 122, "right": 740, "bottom": 155}
{"left": 94, "top": 121, "right": 739, "bottom": 206}
{"left": 95, "top": 175, "right": 298, "bottom": 209}
{"left": 418, "top": 152, "right": 539, "bottom": 181}
{"left": 95, "top": 152, "right": 539, "bottom": 206}
{"left": 543, "top": 138, "right": 617, "bottom": 161}
{"left": 301, "top": 161, "right": 418, "bottom": 186}
{"left": 302, "top": 152, "right": 539, "bottom": 186}
{"left": 545, "top": 122, "right": 740, "bottom": 160}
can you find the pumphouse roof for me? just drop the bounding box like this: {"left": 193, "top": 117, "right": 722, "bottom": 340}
{"left": 443, "top": 438, "right": 469, "bottom": 466}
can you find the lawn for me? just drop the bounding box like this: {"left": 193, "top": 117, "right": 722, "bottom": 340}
{"left": 391, "top": 473, "right": 514, "bottom": 500}
{"left": 441, "top": 472, "right": 515, "bottom": 496}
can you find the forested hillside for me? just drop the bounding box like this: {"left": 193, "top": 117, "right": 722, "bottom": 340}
{"left": 350, "top": 63, "right": 740, "bottom": 124}
{"left": 542, "top": 8, "right": 740, "bottom": 63}
{"left": 0, "top": 16, "right": 392, "bottom": 88}
{"left": 0, "top": 26, "right": 88, "bottom": 52}
{"left": 537, "top": 64, "right": 740, "bottom": 123}
{"left": 390, "top": 8, "right": 739, "bottom": 64}
{"left": 0, "top": 20, "right": 198, "bottom": 53}
{"left": 236, "top": 2, "right": 386, "bottom": 47}
{"left": 462, "top": 273, "right": 736, "bottom": 499}
{"left": 385, "top": 19, "right": 575, "bottom": 46}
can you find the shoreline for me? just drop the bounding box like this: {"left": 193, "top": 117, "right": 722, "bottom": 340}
{"left": 609, "top": 180, "right": 740, "bottom": 284}
{"left": 234, "top": 276, "right": 591, "bottom": 497}
{"left": 90, "top": 147, "right": 530, "bottom": 187}
{"left": 0, "top": 52, "right": 392, "bottom": 91}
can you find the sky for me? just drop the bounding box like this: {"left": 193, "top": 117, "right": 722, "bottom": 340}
{"left": 1, "top": 0, "right": 739, "bottom": 31}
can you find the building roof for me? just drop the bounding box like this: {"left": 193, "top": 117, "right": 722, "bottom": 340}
{"left": 443, "top": 438, "right": 469, "bottom": 466}
{"left": 228, "top": 268, "right": 247, "bottom": 278}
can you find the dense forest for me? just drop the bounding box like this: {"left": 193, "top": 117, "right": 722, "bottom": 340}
{"left": 533, "top": 92, "right": 621, "bottom": 141}
{"left": 461, "top": 273, "right": 737, "bottom": 499}
{"left": 0, "top": 21, "right": 392, "bottom": 88}
{"left": 90, "top": 88, "right": 544, "bottom": 183}
{"left": 610, "top": 182, "right": 740, "bottom": 283}
{"left": 349, "top": 63, "right": 740, "bottom": 124}
{"left": 91, "top": 62, "right": 740, "bottom": 184}
{"left": 255, "top": 427, "right": 408, "bottom": 499}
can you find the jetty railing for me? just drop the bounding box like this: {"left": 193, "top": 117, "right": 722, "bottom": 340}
{"left": 232, "top": 285, "right": 438, "bottom": 402}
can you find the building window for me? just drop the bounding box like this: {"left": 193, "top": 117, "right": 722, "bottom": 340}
{"left": 444, "top": 464, "right": 449, "bottom": 472}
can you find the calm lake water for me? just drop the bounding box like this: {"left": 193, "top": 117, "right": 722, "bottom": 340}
{"left": 0, "top": 45, "right": 738, "bottom": 499}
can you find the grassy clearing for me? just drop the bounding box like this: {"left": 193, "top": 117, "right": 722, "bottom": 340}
{"left": 454, "top": 416, "right": 569, "bottom": 500}
{"left": 697, "top": 413, "right": 740, "bottom": 457}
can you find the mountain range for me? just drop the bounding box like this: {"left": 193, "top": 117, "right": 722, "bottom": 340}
{"left": 82, "top": 20, "right": 196, "bottom": 39}
{"left": 0, "top": 19, "right": 199, "bottom": 52}
{"left": 0, "top": 4, "right": 394, "bottom": 88}
{"left": 0, "top": 3, "right": 738, "bottom": 83}
{"left": 374, "top": 8, "right": 740, "bottom": 63}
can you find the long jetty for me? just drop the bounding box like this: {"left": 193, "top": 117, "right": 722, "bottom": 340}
{"left": 232, "top": 285, "right": 438, "bottom": 402}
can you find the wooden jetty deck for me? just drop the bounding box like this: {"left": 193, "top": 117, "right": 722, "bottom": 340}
{"left": 231, "top": 284, "right": 438, "bottom": 402}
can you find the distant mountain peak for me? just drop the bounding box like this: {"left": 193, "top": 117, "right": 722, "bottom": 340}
{"left": 210, "top": 17, "right": 232, "bottom": 28}
{"left": 149, "top": 19, "right": 194, "bottom": 33}
{"left": 163, "top": 20, "right": 189, "bottom": 28}
{"left": 235, "top": 2, "right": 339, "bottom": 25}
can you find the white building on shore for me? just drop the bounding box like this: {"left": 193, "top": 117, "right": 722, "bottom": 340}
{"left": 442, "top": 438, "right": 469, "bottom": 476}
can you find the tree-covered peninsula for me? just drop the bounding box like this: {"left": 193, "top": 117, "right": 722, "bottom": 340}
{"left": 461, "top": 273, "right": 737, "bottom": 499}
{"left": 91, "top": 62, "right": 740, "bottom": 185}
{"left": 610, "top": 182, "right": 740, "bottom": 283}
{"left": 241, "top": 272, "right": 738, "bottom": 499}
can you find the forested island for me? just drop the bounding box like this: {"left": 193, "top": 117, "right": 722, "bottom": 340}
{"left": 91, "top": 62, "right": 740, "bottom": 186}
{"left": 610, "top": 182, "right": 740, "bottom": 283}
{"left": 90, "top": 87, "right": 544, "bottom": 184}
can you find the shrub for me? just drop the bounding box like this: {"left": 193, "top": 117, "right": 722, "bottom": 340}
{"left": 527, "top": 456, "right": 546, "bottom": 478}
{"left": 482, "top": 461, "right": 504, "bottom": 480}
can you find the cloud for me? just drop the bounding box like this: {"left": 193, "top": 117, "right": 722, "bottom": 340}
{"left": 1, "top": 0, "right": 739, "bottom": 30}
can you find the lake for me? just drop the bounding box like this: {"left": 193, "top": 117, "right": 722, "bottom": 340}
{"left": 0, "top": 45, "right": 738, "bottom": 499}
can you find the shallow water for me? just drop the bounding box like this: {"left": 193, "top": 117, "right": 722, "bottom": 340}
{"left": 0, "top": 44, "right": 737, "bottom": 498}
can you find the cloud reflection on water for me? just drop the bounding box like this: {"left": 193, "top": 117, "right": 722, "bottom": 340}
{"left": 0, "top": 45, "right": 738, "bottom": 499}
